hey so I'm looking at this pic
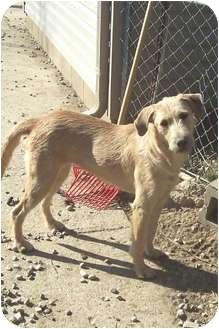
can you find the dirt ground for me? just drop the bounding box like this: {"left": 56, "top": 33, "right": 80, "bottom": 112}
{"left": 1, "top": 6, "right": 218, "bottom": 328}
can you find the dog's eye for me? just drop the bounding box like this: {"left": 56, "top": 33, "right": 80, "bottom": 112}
{"left": 179, "top": 112, "right": 188, "bottom": 120}
{"left": 160, "top": 119, "right": 168, "bottom": 127}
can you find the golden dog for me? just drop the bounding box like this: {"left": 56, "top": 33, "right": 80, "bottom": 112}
{"left": 1, "top": 93, "right": 203, "bottom": 278}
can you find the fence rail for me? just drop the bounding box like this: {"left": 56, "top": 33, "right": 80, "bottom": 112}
{"left": 119, "top": 1, "right": 218, "bottom": 179}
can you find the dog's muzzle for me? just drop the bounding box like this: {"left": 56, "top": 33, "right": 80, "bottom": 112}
{"left": 176, "top": 137, "right": 191, "bottom": 153}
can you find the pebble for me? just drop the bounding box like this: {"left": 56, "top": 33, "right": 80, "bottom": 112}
{"left": 34, "top": 264, "right": 44, "bottom": 271}
{"left": 6, "top": 266, "right": 13, "bottom": 271}
{"left": 66, "top": 205, "right": 75, "bottom": 211}
{"left": 40, "top": 293, "right": 48, "bottom": 300}
{"left": 66, "top": 310, "right": 72, "bottom": 316}
{"left": 35, "top": 306, "right": 43, "bottom": 313}
{"left": 30, "top": 313, "right": 38, "bottom": 320}
{"left": 14, "top": 311, "right": 24, "bottom": 323}
{"left": 183, "top": 320, "right": 199, "bottom": 328}
{"left": 12, "top": 283, "right": 19, "bottom": 290}
{"left": 80, "top": 269, "right": 88, "bottom": 279}
{"left": 177, "top": 292, "right": 186, "bottom": 299}
{"left": 2, "top": 308, "right": 8, "bottom": 314}
{"left": 102, "top": 296, "right": 110, "bottom": 302}
{"left": 111, "top": 288, "right": 119, "bottom": 295}
{"left": 52, "top": 249, "right": 59, "bottom": 255}
{"left": 5, "top": 297, "right": 13, "bottom": 305}
{"left": 176, "top": 309, "right": 187, "bottom": 321}
{"left": 131, "top": 315, "right": 139, "bottom": 323}
{"left": 104, "top": 258, "right": 112, "bottom": 265}
{"left": 16, "top": 274, "right": 25, "bottom": 281}
{"left": 7, "top": 196, "right": 19, "bottom": 206}
{"left": 116, "top": 295, "right": 126, "bottom": 301}
{"left": 81, "top": 254, "right": 88, "bottom": 260}
{"left": 197, "top": 304, "right": 204, "bottom": 311}
{"left": 88, "top": 274, "right": 99, "bottom": 281}
{"left": 12, "top": 256, "right": 19, "bottom": 261}
{"left": 179, "top": 303, "right": 186, "bottom": 309}
{"left": 24, "top": 298, "right": 32, "bottom": 306}
{"left": 44, "top": 308, "right": 52, "bottom": 314}
{"left": 13, "top": 263, "right": 21, "bottom": 270}
{"left": 79, "top": 262, "right": 89, "bottom": 269}
{"left": 80, "top": 278, "right": 88, "bottom": 284}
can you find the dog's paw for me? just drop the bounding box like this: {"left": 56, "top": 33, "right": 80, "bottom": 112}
{"left": 48, "top": 220, "right": 66, "bottom": 232}
{"left": 12, "top": 239, "right": 35, "bottom": 253}
{"left": 134, "top": 264, "right": 156, "bottom": 280}
{"left": 145, "top": 248, "right": 167, "bottom": 260}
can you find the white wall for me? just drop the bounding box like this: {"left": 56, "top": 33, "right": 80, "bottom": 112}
{"left": 25, "top": 1, "right": 99, "bottom": 93}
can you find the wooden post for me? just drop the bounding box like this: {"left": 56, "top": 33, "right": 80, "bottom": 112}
{"left": 117, "top": 1, "right": 154, "bottom": 124}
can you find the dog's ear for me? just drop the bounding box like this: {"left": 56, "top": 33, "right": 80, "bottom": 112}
{"left": 180, "top": 93, "right": 204, "bottom": 121}
{"left": 134, "top": 105, "right": 155, "bottom": 136}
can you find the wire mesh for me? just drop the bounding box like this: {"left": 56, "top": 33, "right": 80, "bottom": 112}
{"left": 119, "top": 1, "right": 218, "bottom": 179}
{"left": 66, "top": 165, "right": 120, "bottom": 210}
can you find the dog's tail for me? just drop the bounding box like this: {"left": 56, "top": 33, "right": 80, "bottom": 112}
{"left": 1, "top": 118, "right": 39, "bottom": 178}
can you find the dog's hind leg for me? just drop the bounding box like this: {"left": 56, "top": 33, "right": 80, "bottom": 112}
{"left": 11, "top": 157, "right": 63, "bottom": 253}
{"left": 41, "top": 164, "right": 71, "bottom": 231}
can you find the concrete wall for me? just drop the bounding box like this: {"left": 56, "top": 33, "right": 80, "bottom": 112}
{"left": 25, "top": 1, "right": 100, "bottom": 107}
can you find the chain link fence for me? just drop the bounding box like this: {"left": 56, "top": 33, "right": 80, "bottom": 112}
{"left": 119, "top": 1, "right": 218, "bottom": 180}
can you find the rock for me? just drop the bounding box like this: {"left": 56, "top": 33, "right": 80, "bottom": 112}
{"left": 12, "top": 283, "right": 19, "bottom": 290}
{"left": 66, "top": 205, "right": 75, "bottom": 212}
{"left": 197, "top": 304, "right": 204, "bottom": 311}
{"left": 7, "top": 196, "right": 19, "bottom": 206}
{"left": 52, "top": 249, "right": 59, "bottom": 255}
{"left": 80, "top": 278, "right": 88, "bottom": 284}
{"left": 66, "top": 310, "right": 72, "bottom": 316}
{"left": 2, "top": 308, "right": 8, "bottom": 314}
{"left": 30, "top": 313, "right": 38, "bottom": 320}
{"left": 131, "top": 315, "right": 139, "bottom": 323}
{"left": 5, "top": 297, "right": 13, "bottom": 305}
{"left": 24, "top": 298, "right": 33, "bottom": 307}
{"left": 88, "top": 274, "right": 99, "bottom": 281}
{"left": 102, "top": 296, "right": 110, "bottom": 302}
{"left": 14, "top": 311, "right": 24, "bottom": 323}
{"left": 34, "top": 264, "right": 44, "bottom": 271}
{"left": 10, "top": 316, "right": 19, "bottom": 325}
{"left": 176, "top": 309, "right": 187, "bottom": 321}
{"left": 179, "top": 303, "right": 186, "bottom": 309}
{"left": 6, "top": 266, "right": 13, "bottom": 271}
{"left": 111, "top": 288, "right": 119, "bottom": 295}
{"left": 44, "top": 308, "right": 52, "bottom": 314}
{"left": 16, "top": 274, "right": 25, "bottom": 281}
{"left": 40, "top": 294, "right": 48, "bottom": 300}
{"left": 12, "top": 256, "right": 19, "bottom": 261}
{"left": 80, "top": 270, "right": 88, "bottom": 279}
{"left": 13, "top": 263, "right": 21, "bottom": 270}
{"left": 183, "top": 320, "right": 199, "bottom": 328}
{"left": 104, "top": 258, "right": 112, "bottom": 265}
{"left": 116, "top": 295, "right": 126, "bottom": 301}
{"left": 35, "top": 306, "right": 43, "bottom": 313}
{"left": 79, "top": 262, "right": 89, "bottom": 269}
{"left": 81, "top": 253, "right": 88, "bottom": 260}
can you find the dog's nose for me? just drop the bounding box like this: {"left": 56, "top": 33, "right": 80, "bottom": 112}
{"left": 177, "top": 138, "right": 188, "bottom": 151}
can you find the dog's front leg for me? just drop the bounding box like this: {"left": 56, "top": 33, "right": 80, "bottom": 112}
{"left": 144, "top": 199, "right": 168, "bottom": 259}
{"left": 130, "top": 200, "right": 155, "bottom": 279}
{"left": 144, "top": 206, "right": 164, "bottom": 259}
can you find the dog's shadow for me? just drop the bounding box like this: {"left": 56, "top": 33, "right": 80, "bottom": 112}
{"left": 31, "top": 228, "right": 217, "bottom": 293}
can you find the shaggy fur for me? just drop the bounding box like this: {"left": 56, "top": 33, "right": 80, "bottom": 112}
{"left": 1, "top": 93, "right": 203, "bottom": 278}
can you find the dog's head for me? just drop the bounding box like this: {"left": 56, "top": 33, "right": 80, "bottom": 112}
{"left": 134, "top": 93, "right": 204, "bottom": 153}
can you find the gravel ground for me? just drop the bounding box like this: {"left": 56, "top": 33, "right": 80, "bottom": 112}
{"left": 1, "top": 6, "right": 218, "bottom": 328}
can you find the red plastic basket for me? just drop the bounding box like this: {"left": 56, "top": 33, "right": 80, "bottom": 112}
{"left": 66, "top": 165, "right": 120, "bottom": 210}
